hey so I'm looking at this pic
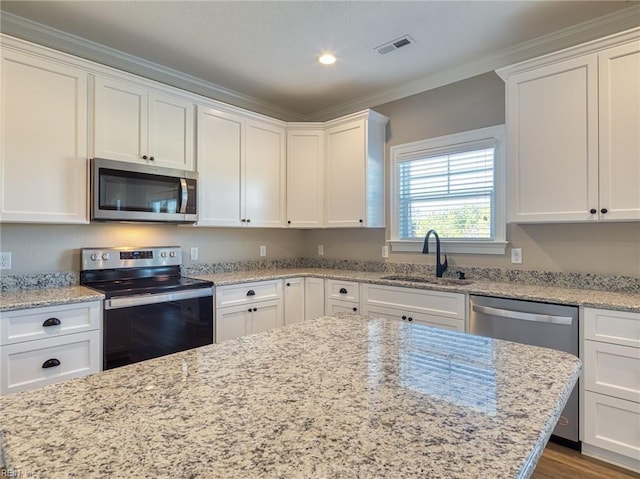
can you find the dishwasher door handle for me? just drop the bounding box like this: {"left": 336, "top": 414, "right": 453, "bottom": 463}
{"left": 472, "top": 304, "right": 574, "bottom": 326}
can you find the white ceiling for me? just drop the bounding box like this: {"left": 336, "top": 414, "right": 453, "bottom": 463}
{"left": 1, "top": 1, "right": 638, "bottom": 120}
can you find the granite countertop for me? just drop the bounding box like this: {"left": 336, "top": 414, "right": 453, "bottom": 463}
{"left": 1, "top": 267, "right": 638, "bottom": 313}
{"left": 0, "top": 315, "right": 581, "bottom": 478}
{"left": 0, "top": 285, "right": 104, "bottom": 312}
{"left": 192, "top": 268, "right": 640, "bottom": 313}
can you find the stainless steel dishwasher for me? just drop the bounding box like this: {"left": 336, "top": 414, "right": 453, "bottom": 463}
{"left": 469, "top": 295, "right": 580, "bottom": 447}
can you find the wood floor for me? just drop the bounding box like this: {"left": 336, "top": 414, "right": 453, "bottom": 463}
{"left": 533, "top": 443, "right": 640, "bottom": 479}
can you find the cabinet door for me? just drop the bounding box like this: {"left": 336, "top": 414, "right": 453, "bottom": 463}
{"left": 286, "top": 129, "right": 325, "bottom": 227}
{"left": 598, "top": 41, "right": 640, "bottom": 221}
{"left": 215, "top": 305, "right": 249, "bottom": 342}
{"left": 506, "top": 55, "right": 599, "bottom": 222}
{"left": 93, "top": 77, "right": 147, "bottom": 163}
{"left": 250, "top": 299, "right": 283, "bottom": 334}
{"left": 325, "top": 119, "right": 366, "bottom": 227}
{"left": 284, "top": 278, "right": 305, "bottom": 326}
{"left": 244, "top": 120, "right": 286, "bottom": 227}
{"left": 148, "top": 92, "right": 194, "bottom": 170}
{"left": 196, "top": 106, "right": 243, "bottom": 226}
{"left": 304, "top": 277, "right": 325, "bottom": 321}
{"left": 1, "top": 50, "right": 88, "bottom": 223}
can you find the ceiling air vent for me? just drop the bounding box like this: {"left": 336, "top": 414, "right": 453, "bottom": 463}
{"left": 374, "top": 35, "right": 416, "bottom": 55}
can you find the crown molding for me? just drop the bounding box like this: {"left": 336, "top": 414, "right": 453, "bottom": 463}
{"left": 303, "top": 5, "right": 640, "bottom": 121}
{"left": 2, "top": 6, "right": 638, "bottom": 123}
{"left": 0, "top": 12, "right": 305, "bottom": 122}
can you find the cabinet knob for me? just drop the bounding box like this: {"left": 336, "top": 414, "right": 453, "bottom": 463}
{"left": 246, "top": 219, "right": 251, "bottom": 223}
{"left": 339, "top": 288, "right": 348, "bottom": 294}
{"left": 408, "top": 317, "right": 413, "bottom": 322}
{"left": 359, "top": 219, "right": 363, "bottom": 224}
{"left": 352, "top": 307, "right": 358, "bottom": 312}
{"left": 253, "top": 307, "right": 257, "bottom": 312}
{"left": 286, "top": 283, "right": 291, "bottom": 287}
{"left": 142, "top": 155, "right": 148, "bottom": 160}
{"left": 248, "top": 308, "right": 252, "bottom": 312}
{"left": 287, "top": 220, "right": 291, "bottom": 224}
{"left": 42, "top": 358, "right": 61, "bottom": 369}
{"left": 401, "top": 315, "right": 407, "bottom": 320}
{"left": 601, "top": 208, "right": 608, "bottom": 214}
{"left": 42, "top": 317, "right": 61, "bottom": 327}
{"left": 149, "top": 156, "right": 155, "bottom": 161}
{"left": 246, "top": 290, "right": 256, "bottom": 296}
{"left": 589, "top": 208, "right": 597, "bottom": 214}
{"left": 241, "top": 219, "right": 246, "bottom": 222}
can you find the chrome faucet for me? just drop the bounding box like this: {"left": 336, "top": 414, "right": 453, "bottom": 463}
{"left": 422, "top": 229, "right": 448, "bottom": 277}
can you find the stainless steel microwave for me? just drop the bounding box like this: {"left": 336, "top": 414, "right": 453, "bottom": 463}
{"left": 90, "top": 158, "right": 198, "bottom": 223}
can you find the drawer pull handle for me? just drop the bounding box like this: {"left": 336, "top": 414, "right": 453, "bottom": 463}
{"left": 339, "top": 288, "right": 348, "bottom": 294}
{"left": 247, "top": 290, "right": 256, "bottom": 296}
{"left": 42, "top": 358, "right": 61, "bottom": 369}
{"left": 42, "top": 317, "right": 62, "bottom": 327}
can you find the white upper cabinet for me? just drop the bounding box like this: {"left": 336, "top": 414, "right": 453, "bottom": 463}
{"left": 598, "top": 41, "right": 640, "bottom": 221}
{"left": 93, "top": 76, "right": 195, "bottom": 170}
{"left": 286, "top": 126, "right": 325, "bottom": 228}
{"left": 197, "top": 105, "right": 286, "bottom": 227}
{"left": 325, "top": 110, "right": 388, "bottom": 228}
{"left": 498, "top": 30, "right": 640, "bottom": 223}
{"left": 0, "top": 48, "right": 89, "bottom": 223}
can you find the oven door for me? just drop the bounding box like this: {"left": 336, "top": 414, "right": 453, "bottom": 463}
{"left": 103, "top": 288, "right": 213, "bottom": 370}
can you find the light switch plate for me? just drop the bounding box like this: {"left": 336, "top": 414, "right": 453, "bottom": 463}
{"left": 260, "top": 245, "right": 267, "bottom": 257}
{"left": 190, "top": 247, "right": 198, "bottom": 260}
{"left": 318, "top": 245, "right": 324, "bottom": 256}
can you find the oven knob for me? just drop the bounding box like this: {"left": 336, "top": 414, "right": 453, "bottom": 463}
{"left": 102, "top": 253, "right": 110, "bottom": 261}
{"left": 90, "top": 253, "right": 99, "bottom": 261}
{"left": 161, "top": 251, "right": 167, "bottom": 258}
{"left": 169, "top": 251, "right": 176, "bottom": 258}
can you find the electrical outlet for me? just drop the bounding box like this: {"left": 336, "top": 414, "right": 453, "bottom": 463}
{"left": 382, "top": 245, "right": 389, "bottom": 258}
{"left": 318, "top": 245, "right": 324, "bottom": 256}
{"left": 260, "top": 245, "right": 267, "bottom": 257}
{"left": 190, "top": 247, "right": 199, "bottom": 260}
{"left": 0, "top": 252, "right": 11, "bottom": 270}
{"left": 511, "top": 248, "right": 523, "bottom": 264}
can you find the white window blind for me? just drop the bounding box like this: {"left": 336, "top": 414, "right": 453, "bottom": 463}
{"left": 397, "top": 139, "right": 496, "bottom": 241}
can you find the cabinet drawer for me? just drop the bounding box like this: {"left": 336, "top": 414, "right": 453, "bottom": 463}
{"left": 1, "top": 330, "right": 101, "bottom": 395}
{"left": 584, "top": 308, "right": 640, "bottom": 348}
{"left": 362, "top": 304, "right": 464, "bottom": 332}
{"left": 0, "top": 301, "right": 101, "bottom": 346}
{"left": 325, "top": 279, "right": 359, "bottom": 302}
{"left": 363, "top": 284, "right": 465, "bottom": 320}
{"left": 216, "top": 280, "right": 282, "bottom": 308}
{"left": 584, "top": 391, "right": 640, "bottom": 460}
{"left": 585, "top": 340, "right": 640, "bottom": 403}
{"left": 326, "top": 299, "right": 360, "bottom": 316}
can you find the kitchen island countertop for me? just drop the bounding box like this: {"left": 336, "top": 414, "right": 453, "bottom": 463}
{"left": 1, "top": 314, "right": 581, "bottom": 478}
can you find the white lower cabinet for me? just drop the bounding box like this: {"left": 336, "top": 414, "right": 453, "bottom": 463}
{"left": 583, "top": 307, "right": 640, "bottom": 472}
{"left": 361, "top": 283, "right": 466, "bottom": 331}
{"left": 305, "top": 277, "right": 325, "bottom": 321}
{"left": 284, "top": 278, "right": 305, "bottom": 326}
{"left": 0, "top": 301, "right": 102, "bottom": 395}
{"left": 215, "top": 280, "right": 284, "bottom": 342}
{"left": 325, "top": 279, "right": 360, "bottom": 315}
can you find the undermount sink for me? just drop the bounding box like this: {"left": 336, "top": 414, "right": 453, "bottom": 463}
{"left": 380, "top": 275, "right": 474, "bottom": 286}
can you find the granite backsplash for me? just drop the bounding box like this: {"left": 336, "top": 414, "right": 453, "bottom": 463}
{"left": 2, "top": 258, "right": 639, "bottom": 294}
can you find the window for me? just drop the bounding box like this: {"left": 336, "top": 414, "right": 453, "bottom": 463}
{"left": 390, "top": 125, "right": 506, "bottom": 255}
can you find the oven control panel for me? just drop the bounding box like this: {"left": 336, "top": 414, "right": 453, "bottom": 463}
{"left": 81, "top": 246, "right": 182, "bottom": 270}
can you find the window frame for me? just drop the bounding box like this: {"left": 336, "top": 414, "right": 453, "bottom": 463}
{"left": 389, "top": 125, "right": 507, "bottom": 255}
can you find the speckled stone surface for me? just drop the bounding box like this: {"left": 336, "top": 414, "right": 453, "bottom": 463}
{"left": 0, "top": 286, "right": 104, "bottom": 312}
{"left": 0, "top": 315, "right": 581, "bottom": 478}
{"left": 191, "top": 268, "right": 640, "bottom": 313}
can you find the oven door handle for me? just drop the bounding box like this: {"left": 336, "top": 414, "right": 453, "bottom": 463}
{"left": 471, "top": 304, "right": 573, "bottom": 326}
{"left": 105, "top": 288, "right": 213, "bottom": 310}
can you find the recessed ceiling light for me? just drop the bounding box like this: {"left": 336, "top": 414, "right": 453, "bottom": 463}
{"left": 318, "top": 53, "right": 336, "bottom": 65}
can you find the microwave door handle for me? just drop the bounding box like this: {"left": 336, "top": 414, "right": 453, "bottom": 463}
{"left": 179, "top": 178, "right": 188, "bottom": 213}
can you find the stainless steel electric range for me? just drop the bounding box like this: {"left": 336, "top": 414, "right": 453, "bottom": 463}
{"left": 80, "top": 246, "right": 214, "bottom": 370}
